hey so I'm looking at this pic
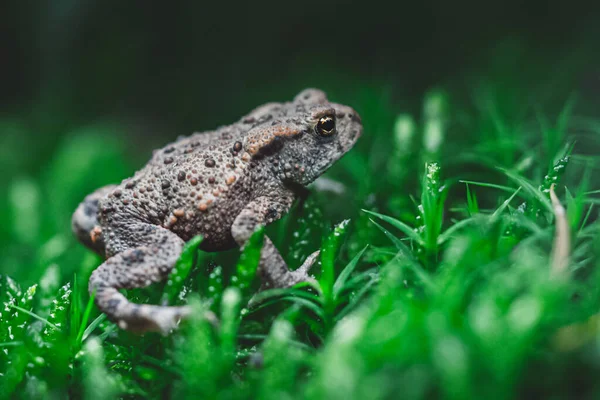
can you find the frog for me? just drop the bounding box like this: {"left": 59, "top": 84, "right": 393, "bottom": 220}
{"left": 72, "top": 88, "right": 362, "bottom": 334}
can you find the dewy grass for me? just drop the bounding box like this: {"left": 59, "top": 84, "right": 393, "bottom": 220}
{"left": 1, "top": 78, "right": 600, "bottom": 399}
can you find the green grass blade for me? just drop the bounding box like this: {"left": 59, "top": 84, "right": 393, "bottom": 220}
{"left": 466, "top": 184, "right": 479, "bottom": 216}
{"left": 232, "top": 228, "right": 264, "bottom": 293}
{"left": 75, "top": 291, "right": 96, "bottom": 346}
{"left": 333, "top": 246, "right": 368, "bottom": 298}
{"left": 162, "top": 235, "right": 203, "bottom": 305}
{"left": 363, "top": 209, "right": 424, "bottom": 245}
{"left": 220, "top": 287, "right": 241, "bottom": 360}
{"left": 459, "top": 180, "right": 517, "bottom": 193}
{"left": 369, "top": 218, "right": 409, "bottom": 251}
{"left": 491, "top": 187, "right": 522, "bottom": 219}
{"left": 43, "top": 282, "right": 72, "bottom": 343}
{"left": 437, "top": 217, "right": 477, "bottom": 245}
{"left": 7, "top": 304, "right": 59, "bottom": 331}
{"left": 498, "top": 168, "right": 553, "bottom": 213}
{"left": 319, "top": 219, "right": 351, "bottom": 301}
{"left": 249, "top": 288, "right": 322, "bottom": 307}
{"left": 82, "top": 314, "right": 107, "bottom": 342}
{"left": 335, "top": 278, "right": 379, "bottom": 321}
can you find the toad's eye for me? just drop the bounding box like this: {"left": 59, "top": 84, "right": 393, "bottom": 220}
{"left": 316, "top": 116, "right": 336, "bottom": 136}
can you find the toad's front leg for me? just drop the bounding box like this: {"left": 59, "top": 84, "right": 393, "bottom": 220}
{"left": 231, "top": 193, "right": 319, "bottom": 289}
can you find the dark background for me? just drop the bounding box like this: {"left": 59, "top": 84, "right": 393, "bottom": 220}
{"left": 3, "top": 1, "right": 600, "bottom": 149}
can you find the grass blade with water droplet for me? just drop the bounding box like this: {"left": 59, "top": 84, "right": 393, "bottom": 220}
{"left": 162, "top": 235, "right": 203, "bottom": 305}
{"left": 333, "top": 246, "right": 368, "bottom": 298}
{"left": 232, "top": 227, "right": 264, "bottom": 294}
{"left": 363, "top": 210, "right": 424, "bottom": 245}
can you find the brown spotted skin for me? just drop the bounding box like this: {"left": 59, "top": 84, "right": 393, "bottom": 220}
{"left": 72, "top": 89, "right": 362, "bottom": 334}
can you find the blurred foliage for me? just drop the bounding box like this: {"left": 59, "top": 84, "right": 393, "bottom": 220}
{"left": 2, "top": 3, "right": 600, "bottom": 399}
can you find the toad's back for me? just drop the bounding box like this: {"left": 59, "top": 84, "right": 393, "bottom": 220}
{"left": 97, "top": 126, "right": 258, "bottom": 252}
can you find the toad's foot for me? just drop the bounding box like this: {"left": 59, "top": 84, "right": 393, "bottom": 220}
{"left": 288, "top": 250, "right": 320, "bottom": 286}
{"left": 116, "top": 304, "right": 192, "bottom": 335}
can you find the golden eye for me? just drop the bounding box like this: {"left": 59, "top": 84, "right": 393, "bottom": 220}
{"left": 316, "top": 116, "right": 336, "bottom": 136}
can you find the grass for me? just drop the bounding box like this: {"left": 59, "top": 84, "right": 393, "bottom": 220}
{"left": 1, "top": 75, "right": 600, "bottom": 400}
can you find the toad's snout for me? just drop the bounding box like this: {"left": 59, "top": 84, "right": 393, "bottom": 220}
{"left": 334, "top": 104, "right": 362, "bottom": 152}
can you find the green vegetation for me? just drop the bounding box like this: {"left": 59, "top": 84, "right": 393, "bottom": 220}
{"left": 2, "top": 62, "right": 600, "bottom": 398}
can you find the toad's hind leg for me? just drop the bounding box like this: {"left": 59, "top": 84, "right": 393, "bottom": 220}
{"left": 72, "top": 184, "right": 117, "bottom": 256}
{"left": 89, "top": 223, "right": 190, "bottom": 334}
